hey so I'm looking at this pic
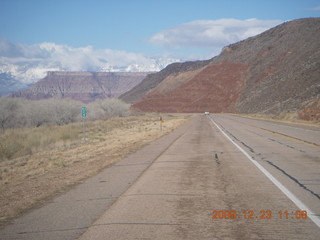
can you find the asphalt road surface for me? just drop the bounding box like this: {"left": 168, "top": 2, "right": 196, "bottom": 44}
{"left": 1, "top": 114, "right": 320, "bottom": 240}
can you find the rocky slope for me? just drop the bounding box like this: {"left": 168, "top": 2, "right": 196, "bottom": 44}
{"left": 11, "top": 71, "right": 150, "bottom": 103}
{"left": 120, "top": 60, "right": 211, "bottom": 103}
{"left": 122, "top": 18, "right": 320, "bottom": 120}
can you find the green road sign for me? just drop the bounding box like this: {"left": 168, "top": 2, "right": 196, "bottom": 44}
{"left": 82, "top": 106, "right": 87, "bottom": 118}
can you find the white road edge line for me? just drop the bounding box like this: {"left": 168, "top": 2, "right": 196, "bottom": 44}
{"left": 208, "top": 115, "right": 320, "bottom": 228}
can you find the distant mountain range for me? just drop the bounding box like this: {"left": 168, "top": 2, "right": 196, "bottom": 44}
{"left": 11, "top": 71, "right": 151, "bottom": 103}
{"left": 121, "top": 18, "right": 320, "bottom": 121}
{"left": 0, "top": 37, "right": 180, "bottom": 96}
{"left": 0, "top": 72, "right": 28, "bottom": 96}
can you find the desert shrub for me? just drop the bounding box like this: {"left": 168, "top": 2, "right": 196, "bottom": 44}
{"left": 0, "top": 97, "right": 130, "bottom": 131}
{"left": 45, "top": 99, "right": 82, "bottom": 125}
{"left": 98, "top": 98, "right": 130, "bottom": 117}
{"left": 0, "top": 98, "right": 25, "bottom": 130}
{"left": 86, "top": 98, "right": 130, "bottom": 120}
{"left": 0, "top": 98, "right": 83, "bottom": 130}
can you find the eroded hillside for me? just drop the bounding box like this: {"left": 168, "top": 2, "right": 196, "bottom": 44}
{"left": 11, "top": 72, "right": 151, "bottom": 103}
{"left": 124, "top": 18, "right": 320, "bottom": 120}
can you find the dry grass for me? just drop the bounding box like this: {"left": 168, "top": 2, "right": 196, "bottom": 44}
{"left": 0, "top": 124, "right": 81, "bottom": 161}
{"left": 0, "top": 113, "right": 191, "bottom": 225}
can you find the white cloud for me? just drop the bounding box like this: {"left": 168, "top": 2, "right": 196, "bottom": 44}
{"left": 310, "top": 6, "right": 320, "bottom": 11}
{"left": 0, "top": 38, "right": 179, "bottom": 84}
{"left": 149, "top": 18, "right": 283, "bottom": 56}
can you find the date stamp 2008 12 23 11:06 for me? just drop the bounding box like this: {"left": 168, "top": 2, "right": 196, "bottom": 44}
{"left": 212, "top": 210, "right": 308, "bottom": 220}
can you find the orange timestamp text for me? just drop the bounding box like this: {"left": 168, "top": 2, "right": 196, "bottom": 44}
{"left": 212, "top": 210, "right": 308, "bottom": 220}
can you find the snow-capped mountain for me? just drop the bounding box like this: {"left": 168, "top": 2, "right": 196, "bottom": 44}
{"left": 0, "top": 38, "right": 180, "bottom": 96}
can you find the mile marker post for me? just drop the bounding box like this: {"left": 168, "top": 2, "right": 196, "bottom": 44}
{"left": 82, "top": 106, "right": 87, "bottom": 142}
{"left": 160, "top": 116, "right": 163, "bottom": 132}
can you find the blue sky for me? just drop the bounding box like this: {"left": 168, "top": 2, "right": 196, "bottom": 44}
{"left": 0, "top": 0, "right": 319, "bottom": 85}
{"left": 1, "top": 0, "right": 320, "bottom": 59}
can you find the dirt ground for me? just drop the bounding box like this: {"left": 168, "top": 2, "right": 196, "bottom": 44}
{"left": 0, "top": 114, "right": 191, "bottom": 225}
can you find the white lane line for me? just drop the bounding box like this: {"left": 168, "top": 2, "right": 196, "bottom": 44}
{"left": 208, "top": 115, "right": 320, "bottom": 228}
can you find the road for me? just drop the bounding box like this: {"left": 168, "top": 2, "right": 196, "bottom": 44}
{"left": 1, "top": 114, "right": 320, "bottom": 239}
{"left": 78, "top": 114, "right": 320, "bottom": 239}
{"left": 211, "top": 114, "right": 320, "bottom": 222}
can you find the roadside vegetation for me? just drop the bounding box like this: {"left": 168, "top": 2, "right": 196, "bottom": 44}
{"left": 0, "top": 97, "right": 191, "bottom": 224}
{"left": 0, "top": 98, "right": 131, "bottom": 160}
{"left": 0, "top": 98, "right": 130, "bottom": 131}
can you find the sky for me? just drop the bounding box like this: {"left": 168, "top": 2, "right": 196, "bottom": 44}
{"left": 1, "top": 0, "right": 319, "bottom": 58}
{"left": 0, "top": 0, "right": 320, "bottom": 83}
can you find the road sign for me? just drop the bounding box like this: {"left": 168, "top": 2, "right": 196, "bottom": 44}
{"left": 82, "top": 106, "right": 87, "bottom": 118}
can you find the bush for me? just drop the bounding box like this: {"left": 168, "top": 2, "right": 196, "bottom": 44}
{"left": 0, "top": 98, "right": 82, "bottom": 130}
{"left": 0, "top": 98, "right": 24, "bottom": 130}
{"left": 0, "top": 97, "right": 130, "bottom": 131}
{"left": 88, "top": 98, "right": 130, "bottom": 120}
{"left": 25, "top": 99, "right": 83, "bottom": 127}
{"left": 84, "top": 98, "right": 130, "bottom": 121}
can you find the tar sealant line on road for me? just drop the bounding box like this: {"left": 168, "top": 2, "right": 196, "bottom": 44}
{"left": 208, "top": 114, "right": 320, "bottom": 229}
{"left": 260, "top": 127, "right": 320, "bottom": 148}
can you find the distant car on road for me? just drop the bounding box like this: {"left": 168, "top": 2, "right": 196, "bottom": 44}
{"left": 204, "top": 112, "right": 210, "bottom": 115}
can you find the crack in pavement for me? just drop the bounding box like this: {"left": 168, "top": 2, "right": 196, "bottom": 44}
{"left": 266, "top": 160, "right": 320, "bottom": 200}
{"left": 123, "top": 193, "right": 197, "bottom": 196}
{"left": 15, "top": 222, "right": 185, "bottom": 235}
{"left": 93, "top": 222, "right": 183, "bottom": 226}
{"left": 17, "top": 226, "right": 89, "bottom": 235}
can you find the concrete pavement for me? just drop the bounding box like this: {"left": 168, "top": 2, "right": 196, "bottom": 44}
{"left": 78, "top": 115, "right": 320, "bottom": 239}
